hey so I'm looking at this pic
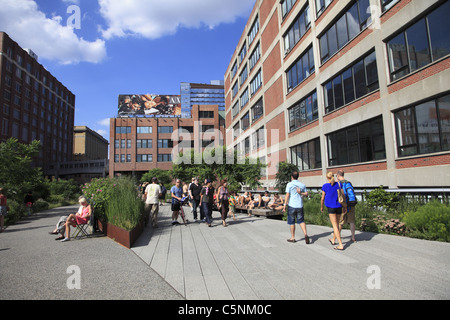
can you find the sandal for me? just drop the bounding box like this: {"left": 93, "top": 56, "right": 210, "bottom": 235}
{"left": 328, "top": 238, "right": 335, "bottom": 245}
{"left": 334, "top": 246, "right": 344, "bottom": 251}
{"left": 287, "top": 239, "right": 296, "bottom": 243}
{"left": 55, "top": 235, "right": 64, "bottom": 240}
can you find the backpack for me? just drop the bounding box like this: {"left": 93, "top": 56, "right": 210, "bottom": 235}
{"left": 343, "top": 181, "right": 358, "bottom": 206}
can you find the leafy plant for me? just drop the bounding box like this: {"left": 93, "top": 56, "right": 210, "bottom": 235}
{"left": 364, "top": 186, "right": 400, "bottom": 212}
{"left": 275, "top": 162, "right": 299, "bottom": 193}
{"left": 402, "top": 201, "right": 450, "bottom": 242}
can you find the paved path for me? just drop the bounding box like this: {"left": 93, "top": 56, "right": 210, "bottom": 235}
{"left": 132, "top": 205, "right": 450, "bottom": 300}
{"left": 0, "top": 205, "right": 183, "bottom": 300}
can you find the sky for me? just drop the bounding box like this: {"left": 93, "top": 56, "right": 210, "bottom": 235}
{"left": 0, "top": 0, "right": 255, "bottom": 140}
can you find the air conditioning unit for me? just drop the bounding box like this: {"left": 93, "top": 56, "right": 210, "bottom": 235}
{"left": 24, "top": 49, "right": 38, "bottom": 61}
{"left": 284, "top": 48, "right": 291, "bottom": 56}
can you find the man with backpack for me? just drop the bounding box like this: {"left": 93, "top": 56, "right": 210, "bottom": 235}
{"left": 335, "top": 170, "right": 357, "bottom": 243}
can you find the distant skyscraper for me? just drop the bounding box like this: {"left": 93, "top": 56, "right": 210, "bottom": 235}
{"left": 180, "top": 81, "right": 225, "bottom": 118}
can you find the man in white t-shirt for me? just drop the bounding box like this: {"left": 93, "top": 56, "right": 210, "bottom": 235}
{"left": 144, "top": 177, "right": 161, "bottom": 228}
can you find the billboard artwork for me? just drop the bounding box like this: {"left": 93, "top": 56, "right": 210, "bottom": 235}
{"left": 118, "top": 94, "right": 181, "bottom": 117}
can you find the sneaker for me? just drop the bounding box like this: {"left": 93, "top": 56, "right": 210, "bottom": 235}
{"left": 61, "top": 237, "right": 70, "bottom": 242}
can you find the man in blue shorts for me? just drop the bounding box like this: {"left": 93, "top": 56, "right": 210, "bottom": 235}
{"left": 283, "top": 171, "right": 310, "bottom": 244}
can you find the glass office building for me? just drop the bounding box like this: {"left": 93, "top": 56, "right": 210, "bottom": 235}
{"left": 181, "top": 81, "right": 225, "bottom": 118}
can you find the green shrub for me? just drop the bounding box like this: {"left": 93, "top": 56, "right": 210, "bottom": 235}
{"left": 5, "top": 200, "right": 26, "bottom": 224}
{"left": 33, "top": 198, "right": 50, "bottom": 213}
{"left": 402, "top": 201, "right": 450, "bottom": 242}
{"left": 364, "top": 186, "right": 400, "bottom": 212}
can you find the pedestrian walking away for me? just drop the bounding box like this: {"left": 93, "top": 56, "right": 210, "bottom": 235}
{"left": 217, "top": 179, "right": 230, "bottom": 227}
{"left": 336, "top": 170, "right": 357, "bottom": 243}
{"left": 144, "top": 177, "right": 161, "bottom": 228}
{"left": 321, "top": 172, "right": 344, "bottom": 250}
{"left": 283, "top": 172, "right": 310, "bottom": 244}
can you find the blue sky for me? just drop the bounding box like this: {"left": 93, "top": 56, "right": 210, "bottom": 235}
{"left": 0, "top": 0, "right": 255, "bottom": 140}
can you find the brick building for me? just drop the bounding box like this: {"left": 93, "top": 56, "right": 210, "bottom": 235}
{"left": 110, "top": 104, "right": 223, "bottom": 178}
{"left": 0, "top": 32, "right": 75, "bottom": 175}
{"left": 224, "top": 0, "right": 450, "bottom": 191}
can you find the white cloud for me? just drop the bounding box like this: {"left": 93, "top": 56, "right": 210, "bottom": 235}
{"left": 96, "top": 129, "right": 108, "bottom": 137}
{"left": 0, "top": 0, "right": 106, "bottom": 65}
{"left": 98, "top": 0, "right": 255, "bottom": 40}
{"left": 98, "top": 118, "right": 111, "bottom": 126}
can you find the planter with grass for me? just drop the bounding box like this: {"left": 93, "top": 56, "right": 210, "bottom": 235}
{"left": 104, "top": 177, "right": 145, "bottom": 248}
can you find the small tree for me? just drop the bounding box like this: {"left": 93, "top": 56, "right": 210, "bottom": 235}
{"left": 140, "top": 168, "right": 172, "bottom": 186}
{"left": 0, "top": 138, "right": 43, "bottom": 201}
{"left": 275, "top": 161, "right": 299, "bottom": 193}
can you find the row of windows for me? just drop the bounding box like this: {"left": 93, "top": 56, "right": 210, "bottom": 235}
{"left": 2, "top": 51, "right": 74, "bottom": 104}
{"left": 114, "top": 154, "right": 173, "bottom": 163}
{"left": 289, "top": 91, "right": 450, "bottom": 171}
{"left": 233, "top": 126, "right": 266, "bottom": 155}
{"left": 233, "top": 99, "right": 265, "bottom": 136}
{"left": 289, "top": 116, "right": 385, "bottom": 170}
{"left": 324, "top": 50, "right": 378, "bottom": 113}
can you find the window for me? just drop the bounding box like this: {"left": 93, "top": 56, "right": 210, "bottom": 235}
{"left": 232, "top": 102, "right": 239, "bottom": 119}
{"left": 121, "top": 139, "right": 126, "bottom": 149}
{"left": 316, "top": 0, "right": 333, "bottom": 16}
{"left": 319, "top": 0, "right": 372, "bottom": 63}
{"left": 127, "top": 154, "right": 131, "bottom": 163}
{"left": 158, "top": 154, "right": 172, "bottom": 162}
{"left": 240, "top": 88, "right": 249, "bottom": 109}
{"left": 232, "top": 82, "right": 238, "bottom": 99}
{"left": 387, "top": 1, "right": 450, "bottom": 81}
{"left": 199, "top": 111, "right": 214, "bottom": 118}
{"left": 323, "top": 50, "right": 378, "bottom": 114}
{"left": 137, "top": 126, "right": 152, "bottom": 134}
{"left": 116, "top": 126, "right": 131, "bottom": 134}
{"left": 201, "top": 124, "right": 215, "bottom": 133}
{"left": 238, "top": 42, "right": 247, "bottom": 66}
{"left": 250, "top": 69, "right": 262, "bottom": 96}
{"left": 288, "top": 91, "right": 318, "bottom": 131}
{"left": 281, "top": 0, "right": 297, "bottom": 18}
{"left": 394, "top": 93, "right": 450, "bottom": 157}
{"left": 158, "top": 126, "right": 173, "bottom": 134}
{"left": 381, "top": 0, "right": 400, "bottom": 12}
{"left": 252, "top": 127, "right": 265, "bottom": 150}
{"left": 284, "top": 5, "right": 311, "bottom": 53}
{"left": 231, "top": 61, "right": 238, "bottom": 79}
{"left": 114, "top": 154, "right": 119, "bottom": 163}
{"left": 287, "top": 46, "right": 315, "bottom": 92}
{"left": 158, "top": 139, "right": 173, "bottom": 148}
{"left": 241, "top": 112, "right": 250, "bottom": 131}
{"left": 248, "top": 16, "right": 259, "bottom": 45}
{"left": 233, "top": 122, "right": 241, "bottom": 140}
{"left": 137, "top": 154, "right": 153, "bottom": 163}
{"left": 127, "top": 139, "right": 131, "bottom": 149}
{"left": 239, "top": 64, "right": 248, "bottom": 87}
{"left": 137, "top": 139, "right": 153, "bottom": 149}
{"left": 291, "top": 138, "right": 321, "bottom": 171}
{"left": 251, "top": 99, "right": 264, "bottom": 123}
{"left": 249, "top": 43, "right": 261, "bottom": 71}
{"left": 327, "top": 116, "right": 385, "bottom": 166}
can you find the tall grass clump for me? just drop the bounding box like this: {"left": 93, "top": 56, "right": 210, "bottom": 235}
{"left": 105, "top": 177, "right": 144, "bottom": 231}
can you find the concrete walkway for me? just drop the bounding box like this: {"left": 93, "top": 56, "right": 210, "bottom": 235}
{"left": 0, "top": 205, "right": 183, "bottom": 300}
{"left": 132, "top": 204, "right": 450, "bottom": 300}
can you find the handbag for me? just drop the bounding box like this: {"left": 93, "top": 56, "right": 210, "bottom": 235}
{"left": 337, "top": 182, "right": 347, "bottom": 208}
